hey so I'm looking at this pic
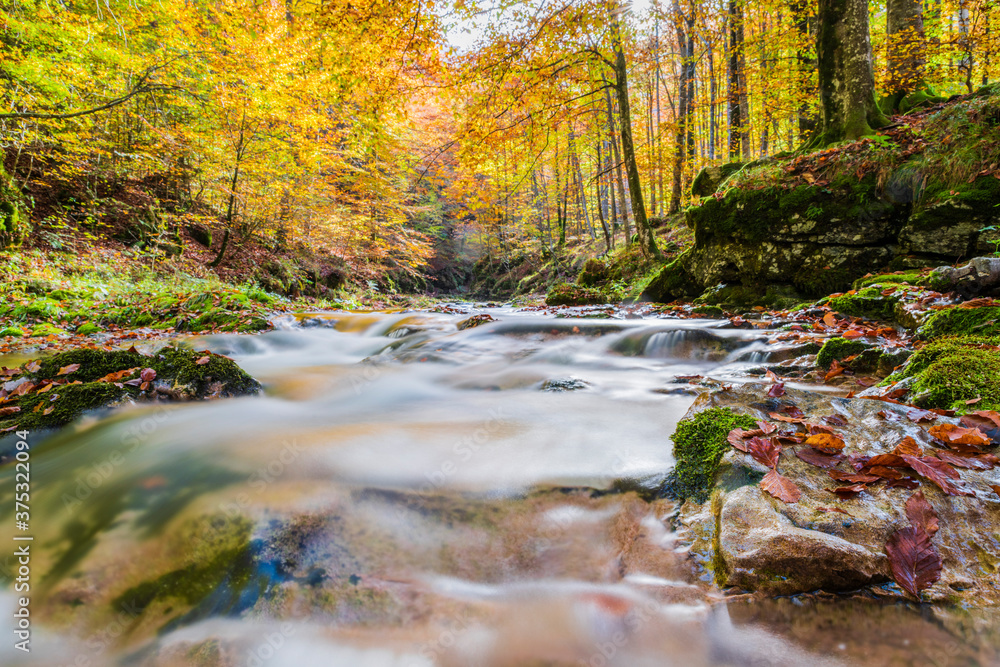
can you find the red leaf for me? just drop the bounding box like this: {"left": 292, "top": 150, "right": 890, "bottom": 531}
{"left": 892, "top": 436, "right": 922, "bottom": 457}
{"left": 760, "top": 469, "right": 801, "bottom": 503}
{"left": 863, "top": 453, "right": 909, "bottom": 469}
{"left": 823, "top": 414, "right": 849, "bottom": 426}
{"left": 886, "top": 477, "right": 920, "bottom": 489}
{"left": 866, "top": 465, "right": 904, "bottom": 480}
{"left": 756, "top": 420, "right": 777, "bottom": 435}
{"left": 826, "top": 484, "right": 867, "bottom": 499}
{"left": 905, "top": 491, "right": 939, "bottom": 537}
{"left": 795, "top": 448, "right": 844, "bottom": 468}
{"left": 829, "top": 470, "right": 881, "bottom": 484}
{"left": 804, "top": 433, "right": 846, "bottom": 454}
{"left": 806, "top": 422, "right": 836, "bottom": 435}
{"left": 901, "top": 455, "right": 973, "bottom": 496}
{"left": 767, "top": 382, "right": 785, "bottom": 398}
{"left": 746, "top": 437, "right": 782, "bottom": 468}
{"left": 824, "top": 359, "right": 846, "bottom": 382}
{"left": 933, "top": 450, "right": 997, "bottom": 470}
{"left": 928, "top": 424, "right": 991, "bottom": 448}
{"left": 885, "top": 526, "right": 942, "bottom": 599}
{"left": 57, "top": 363, "right": 81, "bottom": 376}
{"left": 727, "top": 428, "right": 756, "bottom": 452}
{"left": 823, "top": 312, "right": 837, "bottom": 326}
{"left": 140, "top": 368, "right": 157, "bottom": 383}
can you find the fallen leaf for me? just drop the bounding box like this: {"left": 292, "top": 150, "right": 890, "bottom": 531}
{"left": 0, "top": 406, "right": 21, "bottom": 416}
{"left": 866, "top": 465, "right": 905, "bottom": 480}
{"left": 823, "top": 415, "right": 849, "bottom": 426}
{"left": 727, "top": 428, "right": 756, "bottom": 452}
{"left": 140, "top": 367, "right": 157, "bottom": 383}
{"left": 196, "top": 355, "right": 211, "bottom": 365}
{"left": 761, "top": 469, "right": 801, "bottom": 503}
{"left": 816, "top": 506, "right": 854, "bottom": 516}
{"left": 885, "top": 525, "right": 942, "bottom": 599}
{"left": 863, "top": 453, "right": 909, "bottom": 469}
{"left": 823, "top": 312, "right": 837, "bottom": 326}
{"left": 901, "top": 455, "right": 973, "bottom": 496}
{"left": 824, "top": 359, "right": 846, "bottom": 382}
{"left": 843, "top": 329, "right": 864, "bottom": 339}
{"left": 804, "top": 433, "right": 847, "bottom": 454}
{"left": 928, "top": 424, "right": 991, "bottom": 448}
{"left": 905, "top": 491, "right": 939, "bottom": 537}
{"left": 795, "top": 448, "right": 844, "bottom": 468}
{"left": 767, "top": 382, "right": 785, "bottom": 397}
{"left": 826, "top": 484, "right": 867, "bottom": 499}
{"left": 991, "top": 485, "right": 1000, "bottom": 498}
{"left": 25, "top": 360, "right": 41, "bottom": 373}
{"left": 892, "top": 436, "right": 922, "bottom": 457}
{"left": 806, "top": 422, "right": 836, "bottom": 435}
{"left": 42, "top": 406, "right": 54, "bottom": 416}
{"left": 746, "top": 437, "right": 782, "bottom": 468}
{"left": 886, "top": 477, "right": 921, "bottom": 489}
{"left": 756, "top": 421, "right": 777, "bottom": 435}
{"left": 57, "top": 363, "right": 81, "bottom": 376}
{"left": 934, "top": 450, "right": 998, "bottom": 470}
{"left": 907, "top": 408, "right": 937, "bottom": 423}
{"left": 769, "top": 412, "right": 806, "bottom": 424}
{"left": 829, "top": 470, "right": 881, "bottom": 484}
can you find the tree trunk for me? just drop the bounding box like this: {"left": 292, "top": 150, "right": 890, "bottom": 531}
{"left": 791, "top": 0, "right": 819, "bottom": 142}
{"left": 595, "top": 143, "right": 613, "bottom": 252}
{"left": 671, "top": 0, "right": 694, "bottom": 214}
{"left": 726, "top": 0, "right": 747, "bottom": 159}
{"left": 604, "top": 85, "right": 632, "bottom": 241}
{"left": 885, "top": 0, "right": 927, "bottom": 108}
{"left": 815, "top": 0, "right": 887, "bottom": 145}
{"left": 611, "top": 10, "right": 662, "bottom": 260}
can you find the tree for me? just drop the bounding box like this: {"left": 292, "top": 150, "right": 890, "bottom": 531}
{"left": 884, "top": 0, "right": 931, "bottom": 111}
{"left": 814, "top": 0, "right": 887, "bottom": 144}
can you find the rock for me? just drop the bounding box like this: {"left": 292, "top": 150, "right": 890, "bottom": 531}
{"left": 925, "top": 256, "right": 1000, "bottom": 297}
{"left": 576, "top": 258, "right": 609, "bottom": 287}
{"left": 675, "top": 383, "right": 1000, "bottom": 603}
{"left": 186, "top": 223, "right": 213, "bottom": 247}
{"left": 691, "top": 162, "right": 744, "bottom": 197}
{"left": 883, "top": 335, "right": 1000, "bottom": 411}
{"left": 0, "top": 347, "right": 261, "bottom": 432}
{"left": 545, "top": 282, "right": 607, "bottom": 306}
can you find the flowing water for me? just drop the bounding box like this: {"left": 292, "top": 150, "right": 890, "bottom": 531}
{"left": 0, "top": 306, "right": 996, "bottom": 666}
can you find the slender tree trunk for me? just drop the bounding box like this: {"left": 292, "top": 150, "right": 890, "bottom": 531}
{"left": 605, "top": 84, "right": 632, "bottom": 241}
{"left": 611, "top": 8, "right": 661, "bottom": 259}
{"left": 791, "top": 0, "right": 819, "bottom": 142}
{"left": 815, "top": 0, "right": 887, "bottom": 144}
{"left": 708, "top": 37, "right": 717, "bottom": 160}
{"left": 595, "top": 143, "right": 612, "bottom": 252}
{"left": 726, "top": 0, "right": 747, "bottom": 158}
{"left": 886, "top": 0, "right": 927, "bottom": 107}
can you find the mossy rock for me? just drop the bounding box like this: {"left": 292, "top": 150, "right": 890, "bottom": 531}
{"left": 691, "top": 162, "right": 745, "bottom": 197}
{"left": 851, "top": 271, "right": 926, "bottom": 290}
{"left": 0, "top": 200, "right": 28, "bottom": 250}
{"left": 886, "top": 336, "right": 1000, "bottom": 411}
{"left": 641, "top": 255, "right": 700, "bottom": 303}
{"left": 0, "top": 347, "right": 261, "bottom": 432}
{"left": 916, "top": 306, "right": 1000, "bottom": 340}
{"left": 187, "top": 224, "right": 213, "bottom": 247}
{"left": 827, "top": 287, "right": 899, "bottom": 322}
{"left": 11, "top": 298, "right": 64, "bottom": 322}
{"left": 816, "top": 337, "right": 873, "bottom": 368}
{"left": 75, "top": 322, "right": 101, "bottom": 335}
{"left": 545, "top": 282, "right": 607, "bottom": 306}
{"left": 29, "top": 323, "right": 66, "bottom": 337}
{"left": 661, "top": 407, "right": 758, "bottom": 502}
{"left": 692, "top": 304, "right": 725, "bottom": 318}
{"left": 0, "top": 326, "right": 26, "bottom": 338}
{"left": 576, "top": 258, "right": 609, "bottom": 287}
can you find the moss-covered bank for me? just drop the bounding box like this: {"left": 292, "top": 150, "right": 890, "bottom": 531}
{"left": 661, "top": 407, "right": 758, "bottom": 502}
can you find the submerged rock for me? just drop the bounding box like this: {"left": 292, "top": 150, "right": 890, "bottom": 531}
{"left": 0, "top": 346, "right": 260, "bottom": 432}
{"left": 673, "top": 383, "right": 1000, "bottom": 603}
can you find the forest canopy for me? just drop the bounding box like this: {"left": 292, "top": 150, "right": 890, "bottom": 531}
{"left": 2, "top": 0, "right": 998, "bottom": 278}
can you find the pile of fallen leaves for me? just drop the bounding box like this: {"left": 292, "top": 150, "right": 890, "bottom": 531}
{"left": 726, "top": 376, "right": 1000, "bottom": 600}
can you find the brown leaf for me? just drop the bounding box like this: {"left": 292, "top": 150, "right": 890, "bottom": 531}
{"left": 767, "top": 382, "right": 785, "bottom": 397}
{"left": 962, "top": 410, "right": 1000, "bottom": 429}
{"left": 795, "top": 448, "right": 844, "bottom": 468}
{"left": 928, "top": 423, "right": 991, "bottom": 448}
{"left": 933, "top": 450, "right": 997, "bottom": 470}
{"left": 196, "top": 355, "right": 211, "bottom": 365}
{"left": 863, "top": 453, "right": 909, "bottom": 469}
{"left": 905, "top": 491, "right": 939, "bottom": 537}
{"left": 123, "top": 378, "right": 142, "bottom": 387}
{"left": 823, "top": 312, "right": 837, "bottom": 326}
{"left": 140, "top": 367, "right": 157, "bottom": 383}
{"left": 829, "top": 470, "right": 881, "bottom": 484}
{"left": 806, "top": 422, "right": 836, "bottom": 435}
{"left": 756, "top": 421, "right": 777, "bottom": 435}
{"left": 866, "top": 465, "right": 904, "bottom": 480}
{"left": 824, "top": 359, "right": 846, "bottom": 382}
{"left": 57, "top": 363, "right": 81, "bottom": 376}
{"left": 760, "top": 469, "right": 801, "bottom": 503}
{"left": 886, "top": 477, "right": 921, "bottom": 490}
{"left": 826, "top": 484, "right": 867, "bottom": 499}
{"left": 97, "top": 367, "right": 140, "bottom": 383}
{"left": 0, "top": 406, "right": 21, "bottom": 416}
{"left": 727, "top": 428, "right": 755, "bottom": 452}
{"left": 892, "top": 436, "right": 922, "bottom": 457}
{"left": 991, "top": 485, "right": 1000, "bottom": 498}
{"left": 878, "top": 409, "right": 905, "bottom": 422}
{"left": 746, "top": 437, "right": 782, "bottom": 469}
{"left": 901, "top": 455, "right": 973, "bottom": 496}
{"left": 769, "top": 412, "right": 806, "bottom": 424}
{"left": 885, "top": 525, "right": 942, "bottom": 599}
{"left": 42, "top": 406, "right": 54, "bottom": 416}
{"left": 906, "top": 408, "right": 937, "bottom": 423}
{"left": 25, "top": 360, "right": 41, "bottom": 373}
{"left": 804, "top": 433, "right": 846, "bottom": 454}
{"left": 823, "top": 414, "right": 849, "bottom": 426}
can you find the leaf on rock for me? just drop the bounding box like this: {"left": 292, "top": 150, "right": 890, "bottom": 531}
{"left": 823, "top": 415, "right": 849, "bottom": 427}
{"left": 746, "top": 437, "right": 782, "bottom": 468}
{"left": 878, "top": 410, "right": 905, "bottom": 422}
{"left": 826, "top": 484, "right": 867, "bottom": 499}
{"left": 885, "top": 526, "right": 942, "bottom": 599}
{"left": 804, "top": 433, "right": 846, "bottom": 454}
{"left": 934, "top": 450, "right": 998, "bottom": 470}
{"left": 757, "top": 420, "right": 777, "bottom": 435}
{"left": 906, "top": 408, "right": 937, "bottom": 423}
{"left": 140, "top": 367, "right": 156, "bottom": 383}
{"left": 928, "top": 424, "right": 991, "bottom": 448}
{"left": 795, "top": 448, "right": 844, "bottom": 468}
{"left": 901, "top": 455, "right": 973, "bottom": 496}
{"left": 866, "top": 465, "right": 905, "bottom": 480}
{"left": 823, "top": 312, "right": 837, "bottom": 326}
{"left": 905, "top": 491, "right": 939, "bottom": 537}
{"left": 806, "top": 422, "right": 836, "bottom": 435}
{"left": 991, "top": 485, "right": 1000, "bottom": 498}
{"left": 824, "top": 359, "right": 846, "bottom": 382}
{"left": 767, "top": 382, "right": 786, "bottom": 397}
{"left": 817, "top": 506, "right": 854, "bottom": 516}
{"left": 769, "top": 412, "right": 806, "bottom": 424}
{"left": 761, "top": 469, "right": 801, "bottom": 503}
{"left": 863, "top": 453, "right": 909, "bottom": 469}
{"left": 892, "top": 437, "right": 922, "bottom": 457}
{"left": 829, "top": 470, "right": 881, "bottom": 484}
{"left": 57, "top": 363, "right": 81, "bottom": 376}
{"left": 886, "top": 477, "right": 921, "bottom": 490}
{"left": 196, "top": 355, "right": 211, "bottom": 365}
{"left": 727, "top": 428, "right": 754, "bottom": 452}
{"left": 959, "top": 411, "right": 1000, "bottom": 444}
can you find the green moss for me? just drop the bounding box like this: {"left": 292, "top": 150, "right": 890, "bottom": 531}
{"left": 852, "top": 271, "right": 925, "bottom": 290}
{"left": 640, "top": 255, "right": 699, "bottom": 303}
{"left": 827, "top": 287, "right": 899, "bottom": 321}
{"left": 917, "top": 306, "right": 1000, "bottom": 339}
{"left": 13, "top": 383, "right": 129, "bottom": 430}
{"left": 662, "top": 407, "right": 758, "bottom": 503}
{"left": 692, "top": 304, "right": 725, "bottom": 317}
{"left": 75, "top": 322, "right": 101, "bottom": 335}
{"left": 888, "top": 337, "right": 1000, "bottom": 411}
{"left": 576, "top": 258, "right": 609, "bottom": 287}
{"left": 0, "top": 326, "right": 26, "bottom": 337}
{"left": 816, "top": 337, "right": 873, "bottom": 368}
{"left": 29, "top": 323, "right": 66, "bottom": 337}
{"left": 545, "top": 282, "right": 607, "bottom": 306}
{"left": 11, "top": 298, "right": 64, "bottom": 321}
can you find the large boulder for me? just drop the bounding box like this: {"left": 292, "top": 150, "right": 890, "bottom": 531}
{"left": 673, "top": 383, "right": 1000, "bottom": 603}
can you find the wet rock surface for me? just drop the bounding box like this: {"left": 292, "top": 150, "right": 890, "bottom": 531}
{"left": 676, "top": 383, "right": 1000, "bottom": 604}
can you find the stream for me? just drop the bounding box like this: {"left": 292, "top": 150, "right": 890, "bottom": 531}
{"left": 1, "top": 306, "right": 996, "bottom": 666}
